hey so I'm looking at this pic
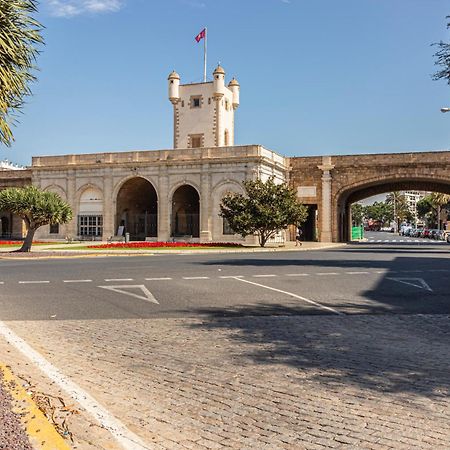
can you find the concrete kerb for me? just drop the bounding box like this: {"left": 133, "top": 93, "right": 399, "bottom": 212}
{"left": 0, "top": 364, "right": 71, "bottom": 450}
{"left": 0, "top": 242, "right": 346, "bottom": 259}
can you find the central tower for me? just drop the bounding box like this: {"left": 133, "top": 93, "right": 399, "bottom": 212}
{"left": 168, "top": 65, "right": 240, "bottom": 149}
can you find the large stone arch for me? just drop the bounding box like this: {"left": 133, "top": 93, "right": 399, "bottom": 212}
{"left": 116, "top": 177, "right": 158, "bottom": 240}
{"left": 211, "top": 179, "right": 244, "bottom": 239}
{"left": 334, "top": 176, "right": 450, "bottom": 242}
{"left": 171, "top": 183, "right": 200, "bottom": 238}
{"left": 43, "top": 184, "right": 67, "bottom": 201}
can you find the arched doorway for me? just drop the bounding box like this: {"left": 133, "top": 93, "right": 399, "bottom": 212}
{"left": 116, "top": 178, "right": 158, "bottom": 240}
{"left": 171, "top": 185, "right": 200, "bottom": 238}
{"left": 337, "top": 179, "right": 450, "bottom": 242}
{"left": 0, "top": 214, "right": 11, "bottom": 238}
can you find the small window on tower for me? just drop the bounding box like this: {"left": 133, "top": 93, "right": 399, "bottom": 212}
{"left": 190, "top": 134, "right": 203, "bottom": 148}
{"left": 190, "top": 95, "right": 202, "bottom": 109}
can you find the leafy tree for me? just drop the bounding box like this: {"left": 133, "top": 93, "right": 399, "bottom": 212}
{"left": 351, "top": 203, "right": 365, "bottom": 226}
{"left": 386, "top": 192, "right": 413, "bottom": 229}
{"left": 417, "top": 193, "right": 450, "bottom": 229}
{"left": 0, "top": 0, "right": 43, "bottom": 146}
{"left": 0, "top": 186, "right": 72, "bottom": 252}
{"left": 365, "top": 201, "right": 393, "bottom": 225}
{"left": 433, "top": 16, "right": 450, "bottom": 85}
{"left": 220, "top": 178, "right": 308, "bottom": 247}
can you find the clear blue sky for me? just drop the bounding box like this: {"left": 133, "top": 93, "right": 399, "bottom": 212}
{"left": 3, "top": 0, "right": 450, "bottom": 166}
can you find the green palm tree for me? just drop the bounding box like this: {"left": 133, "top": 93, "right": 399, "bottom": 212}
{"left": 0, "top": 0, "right": 43, "bottom": 146}
{"left": 0, "top": 186, "right": 72, "bottom": 252}
{"left": 429, "top": 193, "right": 450, "bottom": 230}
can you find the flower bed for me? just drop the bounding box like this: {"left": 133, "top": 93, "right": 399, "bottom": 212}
{"left": 0, "top": 241, "right": 46, "bottom": 246}
{"left": 88, "top": 241, "right": 243, "bottom": 249}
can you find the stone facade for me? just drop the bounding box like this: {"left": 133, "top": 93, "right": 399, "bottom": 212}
{"left": 290, "top": 151, "right": 450, "bottom": 242}
{"left": 30, "top": 146, "right": 288, "bottom": 242}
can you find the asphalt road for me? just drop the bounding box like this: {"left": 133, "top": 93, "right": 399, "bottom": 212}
{"left": 0, "top": 231, "right": 448, "bottom": 321}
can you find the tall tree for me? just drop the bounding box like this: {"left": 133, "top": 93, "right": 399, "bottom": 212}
{"left": 351, "top": 203, "right": 365, "bottom": 226}
{"left": 220, "top": 178, "right": 308, "bottom": 247}
{"left": 0, "top": 0, "right": 43, "bottom": 146}
{"left": 433, "top": 16, "right": 450, "bottom": 84}
{"left": 0, "top": 186, "right": 72, "bottom": 252}
{"left": 386, "top": 192, "right": 413, "bottom": 229}
{"left": 418, "top": 193, "right": 450, "bottom": 229}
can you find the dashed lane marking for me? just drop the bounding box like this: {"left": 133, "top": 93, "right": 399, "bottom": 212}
{"left": 104, "top": 278, "right": 134, "bottom": 282}
{"left": 145, "top": 277, "right": 172, "bottom": 281}
{"left": 317, "top": 272, "right": 339, "bottom": 276}
{"left": 63, "top": 279, "right": 93, "bottom": 283}
{"left": 19, "top": 281, "right": 50, "bottom": 284}
{"left": 230, "top": 277, "right": 344, "bottom": 316}
{"left": 252, "top": 274, "right": 277, "bottom": 278}
{"left": 219, "top": 275, "right": 244, "bottom": 279}
{"left": 182, "top": 276, "right": 210, "bottom": 280}
{"left": 285, "top": 273, "right": 309, "bottom": 277}
{"left": 0, "top": 322, "right": 152, "bottom": 450}
{"left": 346, "top": 271, "right": 370, "bottom": 274}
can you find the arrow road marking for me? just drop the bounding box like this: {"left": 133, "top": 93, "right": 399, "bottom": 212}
{"left": 98, "top": 285, "right": 159, "bottom": 304}
{"left": 387, "top": 278, "right": 433, "bottom": 292}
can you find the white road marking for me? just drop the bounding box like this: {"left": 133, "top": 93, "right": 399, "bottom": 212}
{"left": 0, "top": 282, "right": 4, "bottom": 284}
{"left": 285, "top": 273, "right": 309, "bottom": 277}
{"left": 105, "top": 278, "right": 134, "bottom": 282}
{"left": 98, "top": 285, "right": 159, "bottom": 304}
{"left": 0, "top": 321, "right": 152, "bottom": 450}
{"left": 19, "top": 281, "right": 50, "bottom": 284}
{"left": 346, "top": 271, "right": 369, "bottom": 275}
{"left": 219, "top": 275, "right": 244, "bottom": 279}
{"left": 63, "top": 279, "right": 92, "bottom": 283}
{"left": 316, "top": 272, "right": 339, "bottom": 276}
{"left": 230, "top": 277, "right": 344, "bottom": 315}
{"left": 387, "top": 277, "right": 433, "bottom": 292}
{"left": 145, "top": 277, "right": 172, "bottom": 281}
{"left": 182, "top": 276, "right": 210, "bottom": 280}
{"left": 252, "top": 274, "right": 277, "bottom": 278}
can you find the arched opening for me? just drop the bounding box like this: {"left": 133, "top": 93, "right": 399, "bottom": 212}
{"left": 0, "top": 214, "right": 11, "bottom": 238}
{"left": 171, "top": 185, "right": 200, "bottom": 238}
{"left": 78, "top": 187, "right": 104, "bottom": 238}
{"left": 337, "top": 179, "right": 450, "bottom": 242}
{"left": 116, "top": 178, "right": 158, "bottom": 240}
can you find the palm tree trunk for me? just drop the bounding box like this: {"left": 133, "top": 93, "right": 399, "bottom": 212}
{"left": 17, "top": 227, "right": 35, "bottom": 252}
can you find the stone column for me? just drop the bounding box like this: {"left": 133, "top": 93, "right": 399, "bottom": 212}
{"left": 103, "top": 171, "right": 114, "bottom": 238}
{"left": 66, "top": 170, "right": 77, "bottom": 238}
{"left": 317, "top": 156, "right": 335, "bottom": 243}
{"left": 158, "top": 166, "right": 170, "bottom": 241}
{"left": 200, "top": 163, "right": 212, "bottom": 242}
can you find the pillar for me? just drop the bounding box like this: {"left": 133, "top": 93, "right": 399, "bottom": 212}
{"left": 158, "top": 166, "right": 170, "bottom": 241}
{"left": 200, "top": 164, "right": 212, "bottom": 242}
{"left": 318, "top": 156, "right": 335, "bottom": 242}
{"left": 103, "top": 172, "right": 114, "bottom": 238}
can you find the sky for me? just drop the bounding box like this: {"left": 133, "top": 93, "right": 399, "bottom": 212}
{"left": 3, "top": 0, "right": 450, "bottom": 166}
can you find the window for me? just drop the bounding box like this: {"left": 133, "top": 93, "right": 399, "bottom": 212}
{"left": 78, "top": 215, "right": 103, "bottom": 237}
{"left": 225, "top": 100, "right": 229, "bottom": 111}
{"left": 223, "top": 218, "right": 234, "bottom": 235}
{"left": 189, "top": 134, "right": 203, "bottom": 148}
{"left": 190, "top": 95, "right": 202, "bottom": 108}
{"left": 49, "top": 223, "right": 59, "bottom": 234}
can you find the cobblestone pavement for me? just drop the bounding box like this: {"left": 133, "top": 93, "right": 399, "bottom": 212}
{"left": 1, "top": 313, "right": 450, "bottom": 449}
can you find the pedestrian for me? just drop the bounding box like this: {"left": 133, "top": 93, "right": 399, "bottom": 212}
{"left": 295, "top": 226, "right": 303, "bottom": 246}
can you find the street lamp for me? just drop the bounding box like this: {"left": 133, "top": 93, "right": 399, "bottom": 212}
{"left": 440, "top": 107, "right": 450, "bottom": 113}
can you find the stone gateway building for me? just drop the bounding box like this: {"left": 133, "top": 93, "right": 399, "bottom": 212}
{"left": 1, "top": 65, "right": 450, "bottom": 243}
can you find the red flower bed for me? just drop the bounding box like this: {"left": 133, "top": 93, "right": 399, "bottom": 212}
{"left": 88, "top": 241, "right": 243, "bottom": 249}
{"left": 0, "top": 240, "right": 46, "bottom": 245}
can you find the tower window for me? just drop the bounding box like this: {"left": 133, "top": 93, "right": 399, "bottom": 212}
{"left": 190, "top": 95, "right": 202, "bottom": 109}
{"left": 189, "top": 134, "right": 203, "bottom": 148}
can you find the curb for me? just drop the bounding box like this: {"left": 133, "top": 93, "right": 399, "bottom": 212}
{"left": 0, "top": 364, "right": 71, "bottom": 450}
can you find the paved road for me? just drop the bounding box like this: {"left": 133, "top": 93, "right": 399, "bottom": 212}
{"left": 0, "top": 239, "right": 449, "bottom": 449}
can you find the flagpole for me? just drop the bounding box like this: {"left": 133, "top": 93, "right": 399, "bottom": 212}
{"left": 203, "top": 27, "right": 207, "bottom": 82}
